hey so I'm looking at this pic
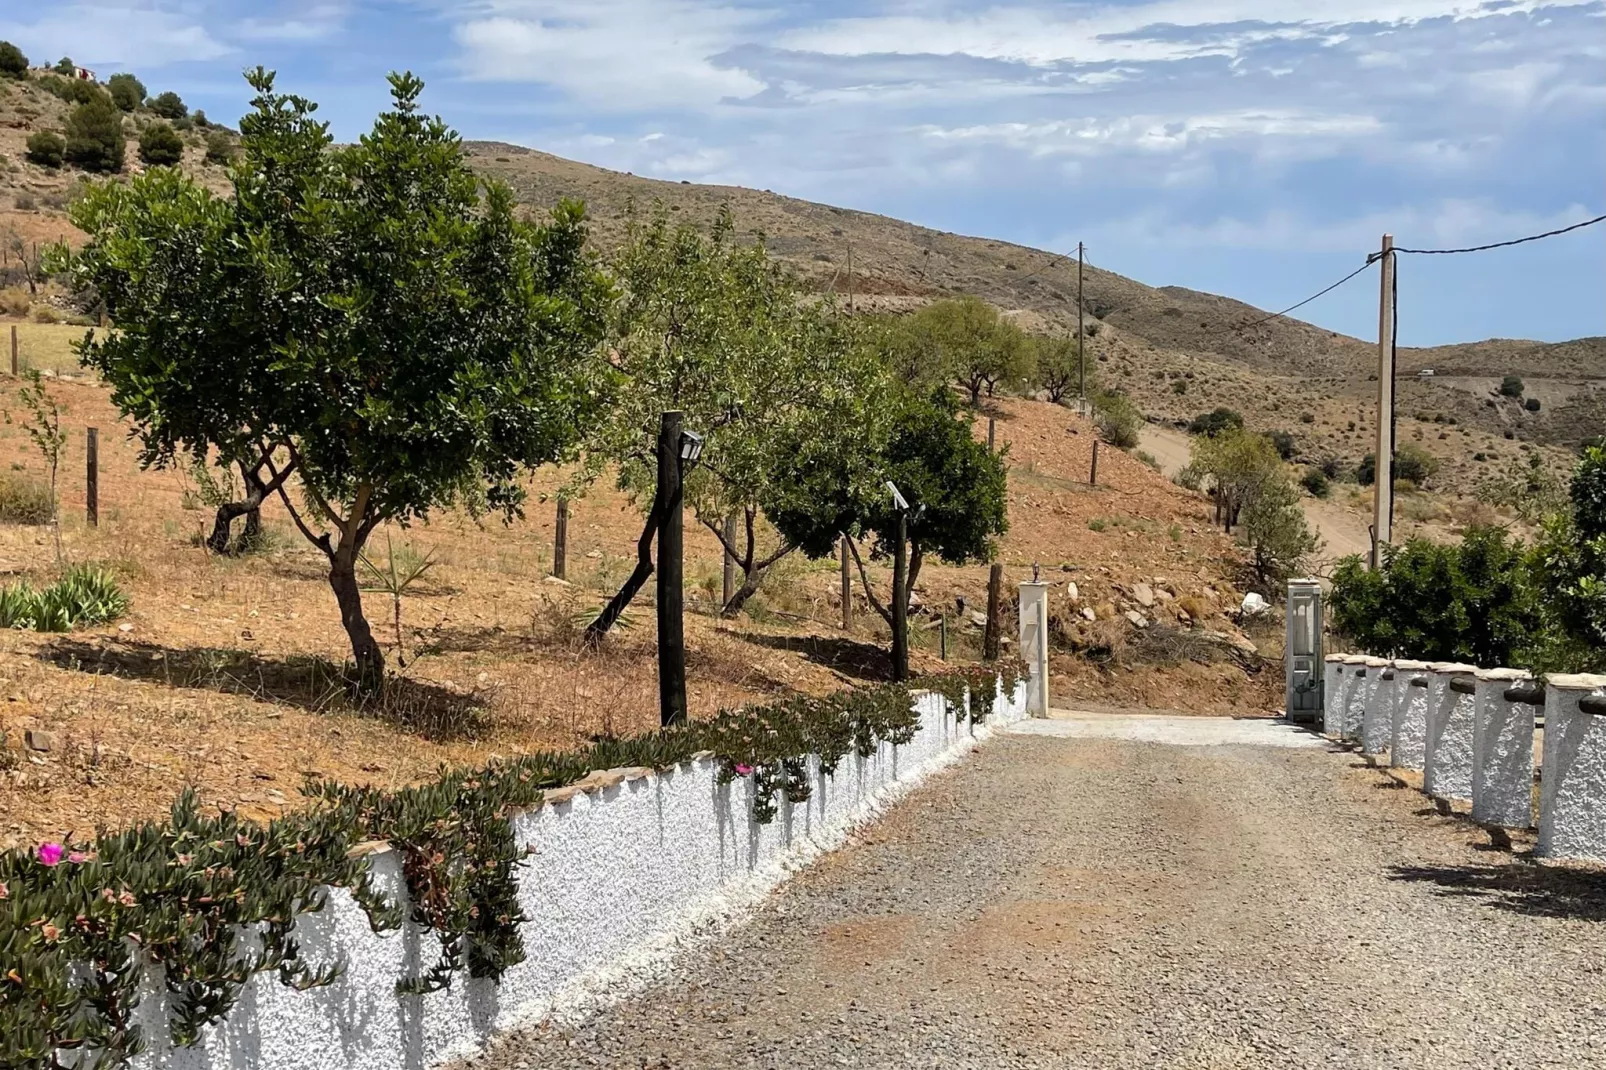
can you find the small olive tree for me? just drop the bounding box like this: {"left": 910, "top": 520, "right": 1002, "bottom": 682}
{"left": 67, "top": 69, "right": 607, "bottom": 692}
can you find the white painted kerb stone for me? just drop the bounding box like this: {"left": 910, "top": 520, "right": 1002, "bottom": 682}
{"left": 1471, "top": 668, "right": 1537, "bottom": 829}
{"left": 1390, "top": 660, "right": 1432, "bottom": 770}
{"left": 123, "top": 682, "right": 1030, "bottom": 1069}
{"left": 1424, "top": 663, "right": 1478, "bottom": 802}
{"left": 1537, "top": 673, "right": 1606, "bottom": 861}
{"left": 1361, "top": 657, "right": 1393, "bottom": 755}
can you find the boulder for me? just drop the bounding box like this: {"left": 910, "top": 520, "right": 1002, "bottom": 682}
{"left": 1132, "top": 583, "right": 1156, "bottom": 608}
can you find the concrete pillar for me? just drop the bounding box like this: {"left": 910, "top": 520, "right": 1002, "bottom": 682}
{"left": 1361, "top": 657, "right": 1394, "bottom": 755}
{"left": 1423, "top": 663, "right": 1478, "bottom": 802}
{"left": 1537, "top": 673, "right": 1606, "bottom": 861}
{"left": 1471, "top": 668, "right": 1538, "bottom": 829}
{"left": 1390, "top": 660, "right": 1431, "bottom": 770}
{"left": 1018, "top": 582, "right": 1050, "bottom": 717}
{"left": 1343, "top": 656, "right": 1371, "bottom": 741}
{"left": 1321, "top": 655, "right": 1347, "bottom": 735}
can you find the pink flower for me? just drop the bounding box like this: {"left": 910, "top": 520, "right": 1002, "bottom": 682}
{"left": 734, "top": 763, "right": 754, "bottom": 776}
{"left": 37, "top": 843, "right": 64, "bottom": 867}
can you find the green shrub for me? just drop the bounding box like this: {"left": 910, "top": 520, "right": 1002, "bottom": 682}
{"left": 0, "top": 41, "right": 26, "bottom": 78}
{"left": 149, "top": 89, "right": 186, "bottom": 119}
{"left": 1499, "top": 374, "right": 1524, "bottom": 397}
{"left": 1187, "top": 407, "right": 1244, "bottom": 436}
{"left": 0, "top": 472, "right": 55, "bottom": 525}
{"left": 41, "top": 74, "right": 101, "bottom": 105}
{"left": 107, "top": 71, "right": 145, "bottom": 111}
{"left": 138, "top": 120, "right": 184, "bottom": 166}
{"left": 1264, "top": 429, "right": 1296, "bottom": 460}
{"left": 53, "top": 57, "right": 74, "bottom": 76}
{"left": 1524, "top": 396, "right": 1541, "bottom": 413}
{"left": 1093, "top": 390, "right": 1143, "bottom": 448}
{"left": 1300, "top": 468, "right": 1330, "bottom": 498}
{"left": 63, "top": 95, "right": 126, "bottom": 172}
{"left": 0, "top": 565, "right": 130, "bottom": 631}
{"left": 24, "top": 130, "right": 64, "bottom": 168}
{"left": 1170, "top": 378, "right": 1186, "bottom": 394}
{"left": 204, "top": 129, "right": 235, "bottom": 164}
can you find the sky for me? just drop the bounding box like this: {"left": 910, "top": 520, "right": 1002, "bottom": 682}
{"left": 4, "top": 1, "right": 1603, "bottom": 346}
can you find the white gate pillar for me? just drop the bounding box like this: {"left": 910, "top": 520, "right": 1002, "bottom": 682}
{"left": 1390, "top": 660, "right": 1432, "bottom": 769}
{"left": 1537, "top": 673, "right": 1606, "bottom": 861}
{"left": 1471, "top": 668, "right": 1538, "bottom": 829}
{"left": 1361, "top": 658, "right": 1393, "bottom": 755}
{"left": 1018, "top": 581, "right": 1050, "bottom": 716}
{"left": 1424, "top": 663, "right": 1478, "bottom": 802}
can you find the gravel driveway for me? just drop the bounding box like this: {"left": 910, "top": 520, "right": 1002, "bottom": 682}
{"left": 467, "top": 716, "right": 1606, "bottom": 1069}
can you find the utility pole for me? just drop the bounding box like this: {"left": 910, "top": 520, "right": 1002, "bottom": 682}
{"left": 1371, "top": 234, "right": 1395, "bottom": 569}
{"left": 1077, "top": 241, "right": 1086, "bottom": 416}
{"left": 657, "top": 411, "right": 688, "bottom": 726}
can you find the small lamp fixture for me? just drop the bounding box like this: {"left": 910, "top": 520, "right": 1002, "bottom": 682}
{"left": 679, "top": 430, "right": 704, "bottom": 465}
{"left": 886, "top": 480, "right": 909, "bottom": 512}
{"left": 1032, "top": 562, "right": 1041, "bottom": 583}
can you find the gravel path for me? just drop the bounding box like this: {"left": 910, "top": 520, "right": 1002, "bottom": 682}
{"left": 470, "top": 718, "right": 1606, "bottom": 1069}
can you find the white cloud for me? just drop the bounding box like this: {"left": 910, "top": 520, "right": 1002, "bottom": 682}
{"left": 451, "top": 1, "right": 768, "bottom": 109}
{"left": 0, "top": 5, "right": 232, "bottom": 68}
{"left": 920, "top": 110, "right": 1383, "bottom": 158}
{"left": 237, "top": 3, "right": 347, "bottom": 41}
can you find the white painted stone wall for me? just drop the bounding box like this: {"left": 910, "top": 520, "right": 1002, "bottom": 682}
{"left": 1537, "top": 674, "right": 1606, "bottom": 861}
{"left": 1322, "top": 655, "right": 1346, "bottom": 735}
{"left": 1361, "top": 657, "right": 1393, "bottom": 755}
{"left": 1390, "top": 661, "right": 1431, "bottom": 770}
{"left": 121, "top": 682, "right": 1028, "bottom": 1070}
{"left": 1424, "top": 664, "right": 1477, "bottom": 801}
{"left": 1342, "top": 656, "right": 1370, "bottom": 741}
{"left": 1470, "top": 668, "right": 1537, "bottom": 829}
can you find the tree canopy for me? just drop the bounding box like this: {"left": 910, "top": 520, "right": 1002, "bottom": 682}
{"left": 66, "top": 68, "right": 608, "bottom": 691}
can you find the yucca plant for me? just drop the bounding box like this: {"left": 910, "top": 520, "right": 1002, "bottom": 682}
{"left": 359, "top": 536, "right": 437, "bottom": 667}
{"left": 0, "top": 566, "right": 129, "bottom": 631}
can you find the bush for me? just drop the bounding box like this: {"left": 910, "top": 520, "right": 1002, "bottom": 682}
{"left": 1241, "top": 471, "right": 1320, "bottom": 588}
{"left": 1093, "top": 390, "right": 1143, "bottom": 448}
{"left": 24, "top": 130, "right": 65, "bottom": 168}
{"left": 64, "top": 95, "right": 126, "bottom": 172}
{"left": 41, "top": 74, "right": 101, "bottom": 105}
{"left": 0, "top": 472, "right": 54, "bottom": 523}
{"left": 1170, "top": 378, "right": 1187, "bottom": 394}
{"left": 0, "top": 565, "right": 130, "bottom": 631}
{"left": 107, "top": 71, "right": 145, "bottom": 111}
{"left": 0, "top": 41, "right": 26, "bottom": 78}
{"left": 138, "top": 120, "right": 184, "bottom": 166}
{"left": 149, "top": 89, "right": 187, "bottom": 119}
{"left": 1499, "top": 374, "right": 1524, "bottom": 397}
{"left": 1524, "top": 396, "right": 1541, "bottom": 413}
{"left": 1395, "top": 443, "right": 1439, "bottom": 485}
{"left": 1329, "top": 526, "right": 1539, "bottom": 666}
{"left": 1264, "top": 429, "right": 1296, "bottom": 460}
{"left": 53, "top": 57, "right": 74, "bottom": 76}
{"left": 204, "top": 129, "right": 235, "bottom": 164}
{"left": 1187, "top": 407, "right": 1244, "bottom": 437}
{"left": 1301, "top": 468, "right": 1330, "bottom": 498}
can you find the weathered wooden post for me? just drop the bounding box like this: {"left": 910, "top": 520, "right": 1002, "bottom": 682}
{"left": 982, "top": 562, "right": 1003, "bottom": 661}
{"left": 9, "top": 324, "right": 17, "bottom": 377}
{"left": 85, "top": 427, "right": 98, "bottom": 527}
{"left": 553, "top": 497, "right": 568, "bottom": 579}
{"left": 1090, "top": 440, "right": 1100, "bottom": 486}
{"left": 722, "top": 514, "right": 737, "bottom": 608}
{"left": 839, "top": 535, "right": 851, "bottom": 630}
{"left": 987, "top": 417, "right": 996, "bottom": 452}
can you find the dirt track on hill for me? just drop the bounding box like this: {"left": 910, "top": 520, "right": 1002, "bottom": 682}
{"left": 470, "top": 717, "right": 1604, "bottom": 1069}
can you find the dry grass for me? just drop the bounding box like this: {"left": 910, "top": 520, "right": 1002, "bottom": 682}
{"left": 2, "top": 321, "right": 100, "bottom": 375}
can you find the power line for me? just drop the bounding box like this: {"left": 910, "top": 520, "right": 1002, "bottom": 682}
{"left": 1391, "top": 212, "right": 1606, "bottom": 256}
{"left": 1204, "top": 257, "right": 1377, "bottom": 336}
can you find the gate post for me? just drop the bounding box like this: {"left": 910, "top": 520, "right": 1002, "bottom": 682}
{"left": 1018, "top": 580, "right": 1049, "bottom": 716}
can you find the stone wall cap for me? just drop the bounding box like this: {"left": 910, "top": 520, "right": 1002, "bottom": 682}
{"left": 1324, "top": 654, "right": 1349, "bottom": 663}
{"left": 1392, "top": 659, "right": 1430, "bottom": 671}
{"left": 1474, "top": 667, "right": 1531, "bottom": 682}
{"left": 1363, "top": 656, "right": 1390, "bottom": 667}
{"left": 1545, "top": 673, "right": 1606, "bottom": 691}
{"left": 1338, "top": 654, "right": 1370, "bottom": 663}
{"left": 1428, "top": 662, "right": 1478, "bottom": 674}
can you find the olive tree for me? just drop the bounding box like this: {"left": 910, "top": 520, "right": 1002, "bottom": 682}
{"left": 66, "top": 69, "right": 607, "bottom": 692}
{"left": 583, "top": 204, "right": 875, "bottom": 632}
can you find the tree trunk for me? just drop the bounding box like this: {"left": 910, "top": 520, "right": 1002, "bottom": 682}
{"left": 329, "top": 551, "right": 384, "bottom": 696}
{"left": 205, "top": 463, "right": 270, "bottom": 554}
{"left": 585, "top": 491, "right": 664, "bottom": 645}
{"left": 719, "top": 548, "right": 795, "bottom": 618}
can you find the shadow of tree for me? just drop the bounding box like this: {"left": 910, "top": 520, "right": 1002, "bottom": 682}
{"left": 37, "top": 638, "right": 490, "bottom": 742}
{"left": 734, "top": 631, "right": 893, "bottom": 683}
{"left": 1387, "top": 861, "right": 1606, "bottom": 922}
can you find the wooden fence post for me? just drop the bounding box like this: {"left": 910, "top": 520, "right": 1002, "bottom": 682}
{"left": 1090, "top": 440, "right": 1100, "bottom": 486}
{"left": 983, "top": 562, "right": 1004, "bottom": 661}
{"left": 722, "top": 514, "right": 737, "bottom": 608}
{"left": 86, "top": 428, "right": 99, "bottom": 526}
{"left": 553, "top": 497, "right": 568, "bottom": 579}
{"left": 839, "top": 535, "right": 852, "bottom": 630}
{"left": 987, "top": 417, "right": 996, "bottom": 452}
{"left": 10, "top": 325, "right": 17, "bottom": 377}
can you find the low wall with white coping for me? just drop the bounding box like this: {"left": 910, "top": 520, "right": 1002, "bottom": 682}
{"left": 1390, "top": 660, "right": 1432, "bottom": 770}
{"left": 1361, "top": 658, "right": 1393, "bottom": 755}
{"left": 1537, "top": 674, "right": 1606, "bottom": 862}
{"left": 121, "top": 682, "right": 1028, "bottom": 1070}
{"left": 1424, "top": 663, "right": 1478, "bottom": 802}
{"left": 1471, "top": 668, "right": 1538, "bottom": 829}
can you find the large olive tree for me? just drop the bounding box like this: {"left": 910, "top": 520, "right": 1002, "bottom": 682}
{"left": 67, "top": 69, "right": 607, "bottom": 692}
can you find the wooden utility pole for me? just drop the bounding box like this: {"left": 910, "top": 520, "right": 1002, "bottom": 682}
{"left": 983, "top": 563, "right": 1004, "bottom": 661}
{"left": 552, "top": 497, "right": 568, "bottom": 579}
{"left": 1090, "top": 440, "right": 1100, "bottom": 487}
{"left": 891, "top": 508, "right": 909, "bottom": 682}
{"left": 839, "top": 535, "right": 852, "bottom": 630}
{"left": 656, "top": 411, "right": 688, "bottom": 727}
{"left": 1371, "top": 234, "right": 1395, "bottom": 568}
{"left": 1077, "top": 241, "right": 1086, "bottom": 415}
{"left": 85, "top": 428, "right": 98, "bottom": 526}
{"left": 722, "top": 514, "right": 737, "bottom": 607}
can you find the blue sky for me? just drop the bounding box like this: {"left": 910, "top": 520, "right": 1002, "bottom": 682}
{"left": 5, "top": 1, "right": 1603, "bottom": 346}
